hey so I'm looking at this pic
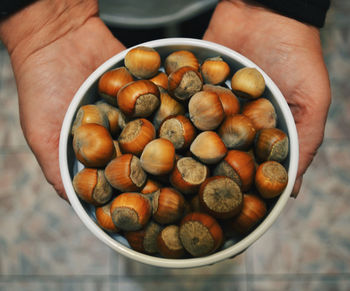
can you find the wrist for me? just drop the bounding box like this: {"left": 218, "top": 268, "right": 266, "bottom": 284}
{"left": 0, "top": 0, "right": 98, "bottom": 62}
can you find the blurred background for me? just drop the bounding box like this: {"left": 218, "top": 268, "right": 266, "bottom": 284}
{"left": 0, "top": 0, "right": 349, "bottom": 290}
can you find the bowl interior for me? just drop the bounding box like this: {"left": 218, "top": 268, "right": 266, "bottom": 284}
{"left": 59, "top": 38, "right": 298, "bottom": 268}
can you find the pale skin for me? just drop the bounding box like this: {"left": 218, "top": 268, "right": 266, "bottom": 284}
{"left": 0, "top": 0, "right": 331, "bottom": 200}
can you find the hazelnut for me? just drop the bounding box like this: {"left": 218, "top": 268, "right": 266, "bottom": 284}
{"left": 95, "top": 202, "right": 119, "bottom": 233}
{"left": 254, "top": 128, "right": 289, "bottom": 163}
{"left": 164, "top": 50, "right": 199, "bottom": 75}
{"left": 199, "top": 176, "right": 243, "bottom": 219}
{"left": 169, "top": 157, "right": 209, "bottom": 195}
{"left": 98, "top": 67, "right": 134, "bottom": 106}
{"left": 117, "top": 79, "right": 160, "bottom": 118}
{"left": 125, "top": 220, "right": 162, "bottom": 254}
{"left": 255, "top": 161, "right": 288, "bottom": 199}
{"left": 73, "top": 168, "right": 113, "bottom": 206}
{"left": 242, "top": 98, "right": 277, "bottom": 131}
{"left": 231, "top": 67, "right": 265, "bottom": 99}
{"left": 214, "top": 150, "right": 256, "bottom": 192}
{"left": 140, "top": 138, "right": 175, "bottom": 175}
{"left": 152, "top": 188, "right": 186, "bottom": 225}
{"left": 105, "top": 154, "right": 147, "bottom": 192}
{"left": 218, "top": 114, "right": 256, "bottom": 150}
{"left": 168, "top": 66, "right": 203, "bottom": 101}
{"left": 110, "top": 192, "right": 152, "bottom": 231}
{"left": 124, "top": 46, "right": 161, "bottom": 79}
{"left": 200, "top": 56, "right": 230, "bottom": 85}
{"left": 179, "top": 212, "right": 223, "bottom": 257}
{"left": 158, "top": 115, "right": 196, "bottom": 151}
{"left": 188, "top": 91, "right": 225, "bottom": 131}
{"left": 118, "top": 118, "right": 155, "bottom": 156}
{"left": 72, "top": 123, "right": 115, "bottom": 168}
{"left": 157, "top": 225, "right": 186, "bottom": 259}
{"left": 190, "top": 131, "right": 227, "bottom": 165}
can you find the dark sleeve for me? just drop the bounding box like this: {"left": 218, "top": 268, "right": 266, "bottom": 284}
{"left": 0, "top": 0, "right": 35, "bottom": 19}
{"left": 253, "top": 0, "right": 331, "bottom": 28}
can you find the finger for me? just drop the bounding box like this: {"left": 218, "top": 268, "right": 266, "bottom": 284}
{"left": 291, "top": 176, "right": 303, "bottom": 198}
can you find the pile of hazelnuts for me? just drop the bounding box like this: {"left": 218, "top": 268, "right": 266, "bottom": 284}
{"left": 71, "top": 46, "right": 289, "bottom": 259}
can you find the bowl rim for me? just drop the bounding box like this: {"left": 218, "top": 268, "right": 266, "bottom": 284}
{"left": 59, "top": 37, "right": 299, "bottom": 268}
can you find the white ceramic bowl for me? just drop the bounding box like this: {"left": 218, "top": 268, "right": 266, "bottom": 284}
{"left": 59, "top": 38, "right": 298, "bottom": 268}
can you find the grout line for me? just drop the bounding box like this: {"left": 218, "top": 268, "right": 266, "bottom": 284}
{"left": 1, "top": 273, "right": 350, "bottom": 282}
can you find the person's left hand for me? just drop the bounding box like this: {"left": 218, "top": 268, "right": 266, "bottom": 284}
{"left": 203, "top": 0, "right": 331, "bottom": 197}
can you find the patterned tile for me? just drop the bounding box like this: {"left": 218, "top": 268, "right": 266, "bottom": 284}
{"left": 247, "top": 276, "right": 350, "bottom": 291}
{"left": 245, "top": 140, "right": 350, "bottom": 275}
{"left": 0, "top": 152, "right": 112, "bottom": 276}
{"left": 116, "top": 279, "right": 247, "bottom": 291}
{"left": 321, "top": 5, "right": 350, "bottom": 140}
{"left": 0, "top": 280, "right": 109, "bottom": 291}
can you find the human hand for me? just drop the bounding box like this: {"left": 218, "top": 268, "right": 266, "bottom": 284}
{"left": 203, "top": 0, "right": 331, "bottom": 197}
{"left": 0, "top": 0, "right": 125, "bottom": 200}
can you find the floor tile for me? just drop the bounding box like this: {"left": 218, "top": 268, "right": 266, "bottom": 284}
{"left": 116, "top": 278, "right": 247, "bottom": 291}
{"left": 0, "top": 152, "right": 112, "bottom": 276}
{"left": 0, "top": 280, "right": 109, "bottom": 291}
{"left": 247, "top": 276, "right": 350, "bottom": 291}
{"left": 245, "top": 140, "right": 350, "bottom": 275}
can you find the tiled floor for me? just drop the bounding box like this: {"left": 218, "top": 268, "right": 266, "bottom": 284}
{"left": 1, "top": 1, "right": 350, "bottom": 290}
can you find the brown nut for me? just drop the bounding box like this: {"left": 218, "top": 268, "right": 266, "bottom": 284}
{"left": 222, "top": 194, "right": 267, "bottom": 236}
{"left": 73, "top": 168, "right": 113, "bottom": 206}
{"left": 152, "top": 188, "right": 186, "bottom": 225}
{"left": 199, "top": 176, "right": 243, "bottom": 219}
{"left": 149, "top": 71, "right": 169, "bottom": 89}
{"left": 188, "top": 91, "right": 225, "bottom": 131}
{"left": 124, "top": 46, "right": 161, "bottom": 79}
{"left": 242, "top": 98, "right": 277, "bottom": 131}
{"left": 105, "top": 154, "right": 147, "bottom": 192}
{"left": 214, "top": 150, "right": 256, "bottom": 192}
{"left": 179, "top": 212, "right": 223, "bottom": 257}
{"left": 71, "top": 104, "right": 109, "bottom": 135}
{"left": 218, "top": 114, "right": 256, "bottom": 150}
{"left": 95, "top": 202, "right": 119, "bottom": 233}
{"left": 118, "top": 118, "right": 156, "bottom": 156}
{"left": 157, "top": 225, "right": 186, "bottom": 259}
{"left": 124, "top": 220, "right": 162, "bottom": 254}
{"left": 152, "top": 86, "right": 186, "bottom": 129}
{"left": 190, "top": 131, "right": 227, "bottom": 165}
{"left": 140, "top": 178, "right": 162, "bottom": 195}
{"left": 96, "top": 101, "right": 126, "bottom": 137}
{"left": 110, "top": 192, "right": 152, "bottom": 231}
{"left": 255, "top": 161, "right": 288, "bottom": 199}
{"left": 203, "top": 84, "right": 240, "bottom": 117}
{"left": 73, "top": 123, "right": 115, "bottom": 168}
{"left": 169, "top": 157, "right": 209, "bottom": 195}
{"left": 231, "top": 67, "right": 265, "bottom": 99}
{"left": 140, "top": 138, "right": 175, "bottom": 175}
{"left": 159, "top": 115, "right": 196, "bottom": 151}
{"left": 164, "top": 50, "right": 199, "bottom": 75}
{"left": 98, "top": 67, "right": 134, "bottom": 106}
{"left": 117, "top": 79, "right": 160, "bottom": 118}
{"left": 200, "top": 56, "right": 230, "bottom": 85}
{"left": 168, "top": 66, "right": 203, "bottom": 101}
{"left": 254, "top": 128, "right": 289, "bottom": 163}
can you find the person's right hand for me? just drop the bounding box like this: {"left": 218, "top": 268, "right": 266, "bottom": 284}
{"left": 203, "top": 0, "right": 331, "bottom": 197}
{"left": 0, "top": 0, "right": 126, "bottom": 200}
